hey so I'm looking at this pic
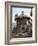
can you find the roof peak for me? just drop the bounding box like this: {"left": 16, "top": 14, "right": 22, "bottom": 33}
{"left": 21, "top": 11, "right": 24, "bottom": 16}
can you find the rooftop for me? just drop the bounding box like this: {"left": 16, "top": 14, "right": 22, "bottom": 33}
{"left": 15, "top": 11, "right": 32, "bottom": 20}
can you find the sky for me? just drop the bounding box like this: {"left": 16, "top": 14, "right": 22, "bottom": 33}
{"left": 12, "top": 7, "right": 31, "bottom": 23}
